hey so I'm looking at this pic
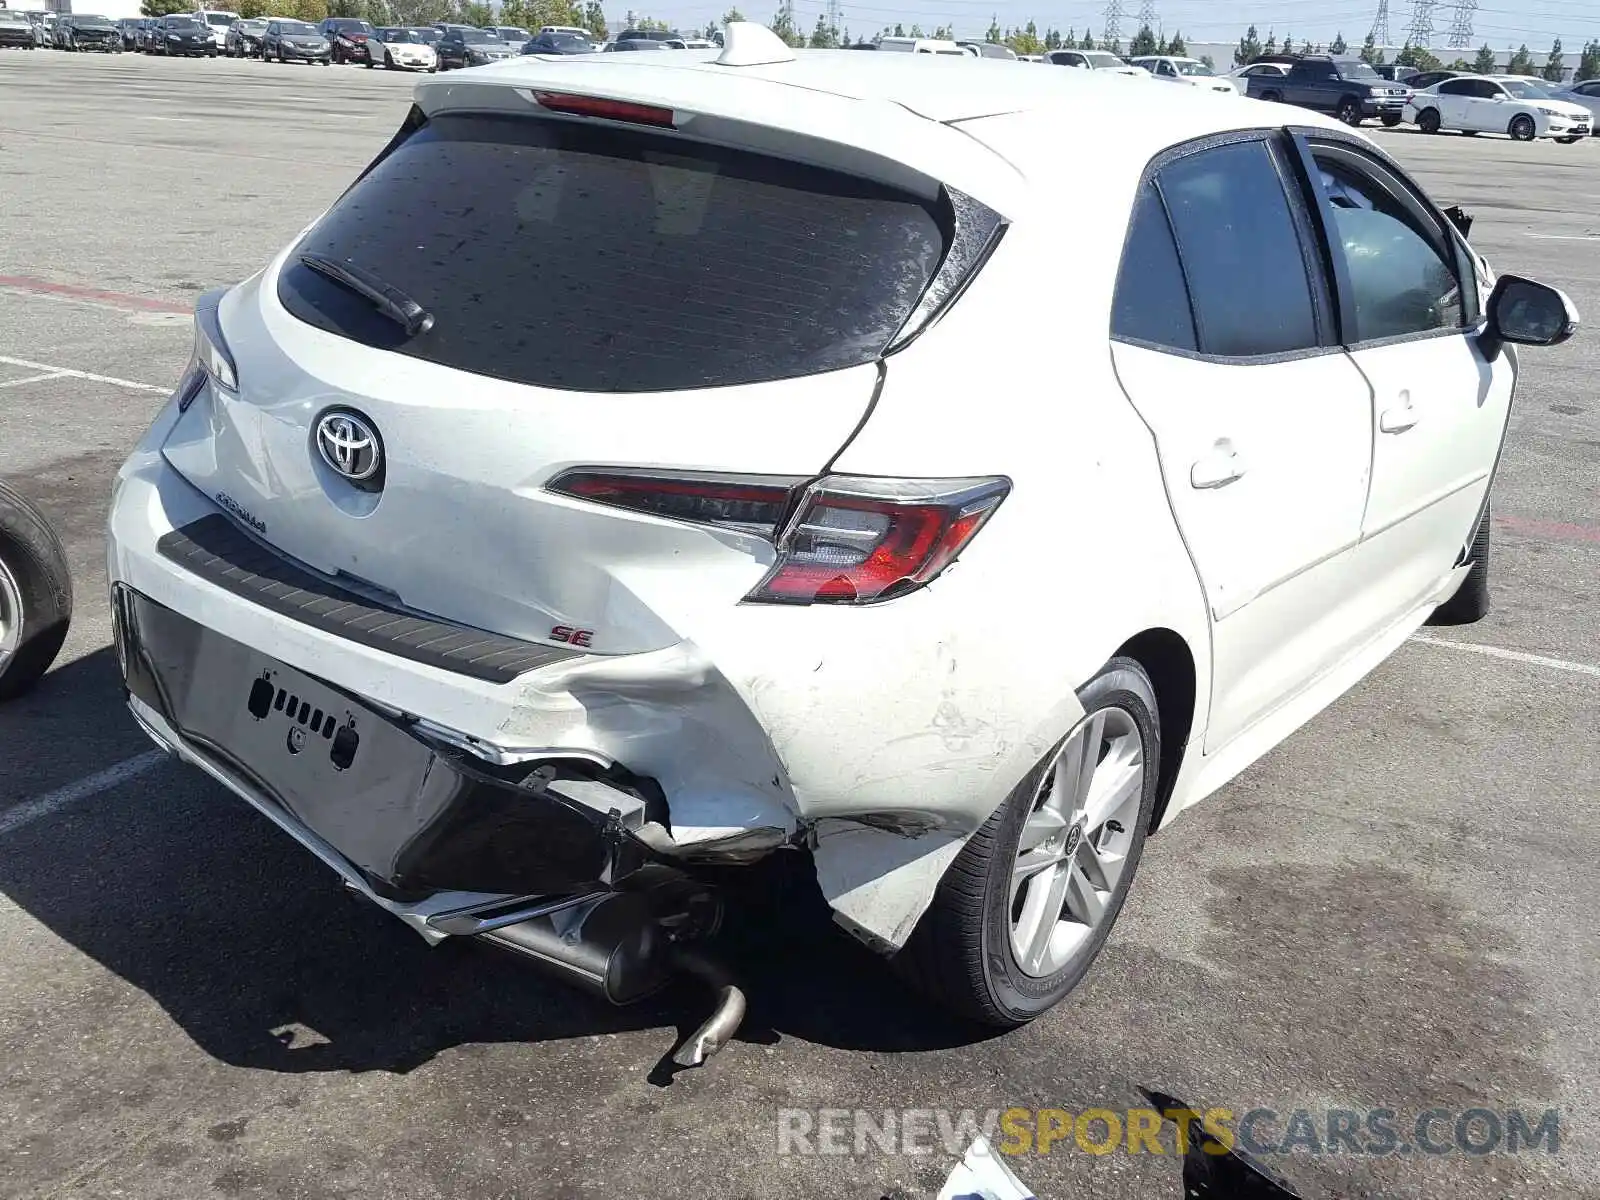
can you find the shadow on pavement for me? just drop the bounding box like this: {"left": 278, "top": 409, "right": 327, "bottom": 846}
{"left": 0, "top": 647, "right": 993, "bottom": 1081}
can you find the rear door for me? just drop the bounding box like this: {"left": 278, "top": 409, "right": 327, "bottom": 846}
{"left": 1293, "top": 133, "right": 1511, "bottom": 618}
{"left": 1110, "top": 134, "right": 1376, "bottom": 753}
{"left": 162, "top": 106, "right": 965, "bottom": 655}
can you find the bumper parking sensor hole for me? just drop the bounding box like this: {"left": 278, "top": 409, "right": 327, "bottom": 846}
{"left": 274, "top": 688, "right": 287, "bottom": 712}
{"left": 330, "top": 725, "right": 360, "bottom": 770}
{"left": 248, "top": 678, "right": 274, "bottom": 720}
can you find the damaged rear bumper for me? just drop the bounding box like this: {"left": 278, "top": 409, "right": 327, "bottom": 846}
{"left": 114, "top": 585, "right": 658, "bottom": 920}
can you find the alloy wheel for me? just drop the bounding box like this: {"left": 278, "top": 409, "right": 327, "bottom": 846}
{"left": 0, "top": 554, "right": 23, "bottom": 672}
{"left": 1008, "top": 706, "right": 1144, "bottom": 978}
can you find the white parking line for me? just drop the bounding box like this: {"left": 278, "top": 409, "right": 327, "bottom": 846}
{"left": 0, "top": 750, "right": 167, "bottom": 838}
{"left": 1411, "top": 634, "right": 1600, "bottom": 679}
{"left": 0, "top": 355, "right": 168, "bottom": 395}
{"left": 1525, "top": 233, "right": 1600, "bottom": 242}
{"left": 0, "top": 371, "right": 68, "bottom": 388}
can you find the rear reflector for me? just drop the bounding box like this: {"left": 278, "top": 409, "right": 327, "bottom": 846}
{"left": 547, "top": 468, "right": 1008, "bottom": 605}
{"left": 532, "top": 91, "right": 677, "bottom": 128}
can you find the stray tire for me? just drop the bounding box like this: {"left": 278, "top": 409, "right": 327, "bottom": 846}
{"left": 0, "top": 481, "right": 72, "bottom": 703}
{"left": 1381, "top": 113, "right": 1402, "bottom": 127}
{"left": 1428, "top": 503, "right": 1491, "bottom": 626}
{"left": 1417, "top": 107, "right": 1442, "bottom": 134}
{"left": 895, "top": 657, "right": 1160, "bottom": 1026}
{"left": 1509, "top": 114, "right": 1537, "bottom": 141}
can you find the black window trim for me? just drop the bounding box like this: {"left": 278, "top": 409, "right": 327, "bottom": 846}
{"left": 1110, "top": 127, "right": 1341, "bottom": 366}
{"left": 1287, "top": 126, "right": 1483, "bottom": 350}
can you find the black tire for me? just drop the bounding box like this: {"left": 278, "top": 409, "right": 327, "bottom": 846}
{"left": 1509, "top": 114, "right": 1536, "bottom": 141}
{"left": 894, "top": 657, "right": 1161, "bottom": 1027}
{"left": 0, "top": 481, "right": 72, "bottom": 703}
{"left": 1381, "top": 113, "right": 1402, "bottom": 127}
{"left": 1260, "top": 89, "right": 1282, "bottom": 103}
{"left": 1337, "top": 96, "right": 1363, "bottom": 125}
{"left": 1417, "top": 107, "right": 1442, "bottom": 134}
{"left": 1428, "top": 503, "right": 1491, "bottom": 626}
{"left": 1556, "top": 136, "right": 1580, "bottom": 144}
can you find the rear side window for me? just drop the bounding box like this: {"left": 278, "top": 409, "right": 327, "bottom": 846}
{"left": 1111, "top": 184, "right": 1197, "bottom": 352}
{"left": 1156, "top": 140, "right": 1320, "bottom": 357}
{"left": 279, "top": 114, "right": 945, "bottom": 392}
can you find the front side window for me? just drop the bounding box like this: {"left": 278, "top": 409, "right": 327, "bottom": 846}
{"left": 1155, "top": 140, "right": 1322, "bottom": 357}
{"left": 1310, "top": 150, "right": 1464, "bottom": 343}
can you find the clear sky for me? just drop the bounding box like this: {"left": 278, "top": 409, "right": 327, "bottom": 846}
{"left": 641, "top": 1, "right": 1600, "bottom": 50}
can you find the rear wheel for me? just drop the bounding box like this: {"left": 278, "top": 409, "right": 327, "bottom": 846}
{"left": 1509, "top": 114, "right": 1537, "bottom": 141}
{"left": 895, "top": 658, "right": 1160, "bottom": 1026}
{"left": 1259, "top": 89, "right": 1282, "bottom": 103}
{"left": 0, "top": 481, "right": 72, "bottom": 703}
{"left": 1428, "top": 503, "right": 1492, "bottom": 626}
{"left": 1417, "top": 107, "right": 1442, "bottom": 134}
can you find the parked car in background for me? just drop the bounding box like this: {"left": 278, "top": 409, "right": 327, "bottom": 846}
{"left": 1247, "top": 55, "right": 1411, "bottom": 125}
{"left": 0, "top": 9, "right": 35, "bottom": 48}
{"left": 877, "top": 36, "right": 968, "bottom": 54}
{"left": 320, "top": 17, "right": 374, "bottom": 63}
{"left": 521, "top": 30, "right": 594, "bottom": 55}
{"left": 1405, "top": 75, "right": 1593, "bottom": 142}
{"left": 1225, "top": 60, "right": 1289, "bottom": 92}
{"left": 613, "top": 27, "right": 677, "bottom": 45}
{"left": 436, "top": 26, "right": 515, "bottom": 68}
{"left": 190, "top": 9, "right": 240, "bottom": 51}
{"left": 1130, "top": 55, "right": 1238, "bottom": 93}
{"left": 134, "top": 17, "right": 164, "bottom": 51}
{"left": 957, "top": 40, "right": 1016, "bottom": 60}
{"left": 1043, "top": 47, "right": 1144, "bottom": 74}
{"left": 225, "top": 17, "right": 268, "bottom": 57}
{"left": 107, "top": 24, "right": 1579, "bottom": 1035}
{"left": 542, "top": 24, "right": 590, "bottom": 37}
{"left": 147, "top": 15, "right": 216, "bottom": 55}
{"left": 1375, "top": 64, "right": 1419, "bottom": 83}
{"left": 1403, "top": 68, "right": 1466, "bottom": 91}
{"left": 606, "top": 36, "right": 670, "bottom": 51}
{"left": 491, "top": 25, "right": 531, "bottom": 44}
{"left": 116, "top": 17, "right": 149, "bottom": 49}
{"left": 261, "top": 18, "right": 330, "bottom": 63}
{"left": 27, "top": 12, "right": 54, "bottom": 47}
{"left": 1549, "top": 78, "right": 1600, "bottom": 127}
{"left": 50, "top": 14, "right": 72, "bottom": 47}
{"left": 370, "top": 26, "right": 437, "bottom": 70}
{"left": 62, "top": 13, "right": 122, "bottom": 51}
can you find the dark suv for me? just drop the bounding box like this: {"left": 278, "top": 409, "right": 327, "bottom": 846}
{"left": 320, "top": 17, "right": 374, "bottom": 63}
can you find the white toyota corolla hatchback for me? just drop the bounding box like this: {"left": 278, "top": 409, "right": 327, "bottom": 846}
{"left": 106, "top": 25, "right": 1577, "bottom": 1041}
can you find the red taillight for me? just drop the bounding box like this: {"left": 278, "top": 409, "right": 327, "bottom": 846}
{"left": 546, "top": 469, "right": 1008, "bottom": 606}
{"left": 750, "top": 476, "right": 1009, "bottom": 605}
{"left": 532, "top": 91, "right": 677, "bottom": 128}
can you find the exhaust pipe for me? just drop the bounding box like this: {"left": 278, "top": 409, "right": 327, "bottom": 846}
{"left": 479, "top": 876, "right": 746, "bottom": 1067}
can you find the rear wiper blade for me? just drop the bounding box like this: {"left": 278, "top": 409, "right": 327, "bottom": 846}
{"left": 298, "top": 253, "right": 434, "bottom": 338}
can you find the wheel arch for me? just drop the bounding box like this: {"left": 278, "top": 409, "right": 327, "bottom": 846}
{"left": 1112, "top": 627, "right": 1197, "bottom": 834}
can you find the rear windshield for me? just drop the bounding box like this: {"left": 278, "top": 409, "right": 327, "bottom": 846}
{"left": 278, "top": 113, "right": 946, "bottom": 393}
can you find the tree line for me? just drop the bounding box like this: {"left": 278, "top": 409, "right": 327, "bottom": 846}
{"left": 1236, "top": 23, "right": 1600, "bottom": 80}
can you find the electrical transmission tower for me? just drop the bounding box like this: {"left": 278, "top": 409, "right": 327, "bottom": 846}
{"left": 1405, "top": 0, "right": 1436, "bottom": 47}
{"left": 1445, "top": 0, "right": 1476, "bottom": 48}
{"left": 1136, "top": 0, "right": 1158, "bottom": 31}
{"left": 825, "top": 0, "right": 841, "bottom": 38}
{"left": 1102, "top": 0, "right": 1125, "bottom": 46}
{"left": 1369, "top": 0, "right": 1390, "bottom": 46}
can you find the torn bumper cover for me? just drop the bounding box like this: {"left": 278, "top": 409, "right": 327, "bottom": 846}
{"left": 113, "top": 585, "right": 657, "bottom": 908}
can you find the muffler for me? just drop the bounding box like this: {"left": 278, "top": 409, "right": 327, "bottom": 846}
{"left": 479, "top": 871, "right": 746, "bottom": 1067}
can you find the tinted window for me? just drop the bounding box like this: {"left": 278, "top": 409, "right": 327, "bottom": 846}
{"left": 1437, "top": 80, "right": 1472, "bottom": 95}
{"left": 1312, "top": 154, "right": 1463, "bottom": 342}
{"left": 1111, "top": 184, "right": 1197, "bottom": 352}
{"left": 1157, "top": 140, "right": 1319, "bottom": 357}
{"left": 279, "top": 114, "right": 946, "bottom": 394}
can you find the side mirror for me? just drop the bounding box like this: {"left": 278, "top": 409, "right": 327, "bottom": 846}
{"left": 1480, "top": 274, "right": 1580, "bottom": 362}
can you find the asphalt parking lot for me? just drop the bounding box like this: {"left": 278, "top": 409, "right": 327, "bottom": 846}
{"left": 2, "top": 51, "right": 1599, "bottom": 1200}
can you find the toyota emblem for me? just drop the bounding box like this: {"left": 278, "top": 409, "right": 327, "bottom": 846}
{"left": 314, "top": 409, "right": 384, "bottom": 492}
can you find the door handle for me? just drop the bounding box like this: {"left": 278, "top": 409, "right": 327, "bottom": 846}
{"left": 1190, "top": 440, "right": 1247, "bottom": 490}
{"left": 1379, "top": 402, "right": 1419, "bottom": 433}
